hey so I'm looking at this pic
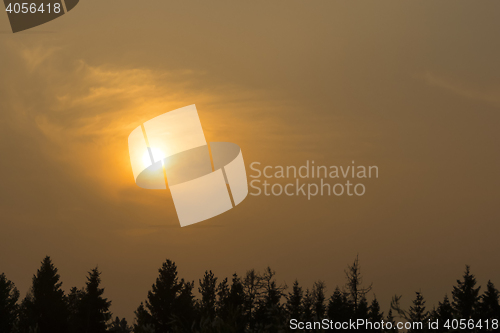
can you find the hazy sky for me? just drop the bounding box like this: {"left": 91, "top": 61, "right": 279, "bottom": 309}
{"left": 1, "top": 0, "right": 500, "bottom": 322}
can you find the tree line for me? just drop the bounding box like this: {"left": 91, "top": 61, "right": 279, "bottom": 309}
{"left": 0, "top": 255, "right": 499, "bottom": 332}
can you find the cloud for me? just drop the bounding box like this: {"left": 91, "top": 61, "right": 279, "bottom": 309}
{"left": 422, "top": 71, "right": 500, "bottom": 107}
{"left": 20, "top": 44, "right": 60, "bottom": 72}
{"left": 0, "top": 41, "right": 278, "bottom": 212}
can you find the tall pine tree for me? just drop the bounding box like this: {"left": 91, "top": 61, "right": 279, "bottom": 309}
{"left": 75, "top": 267, "right": 112, "bottom": 333}
{"left": 479, "top": 281, "right": 500, "bottom": 322}
{"left": 369, "top": 296, "right": 384, "bottom": 333}
{"left": 135, "top": 259, "right": 195, "bottom": 333}
{"left": 302, "top": 288, "right": 315, "bottom": 323}
{"left": 0, "top": 273, "right": 20, "bottom": 333}
{"left": 18, "top": 256, "right": 69, "bottom": 333}
{"left": 407, "top": 292, "right": 430, "bottom": 333}
{"left": 432, "top": 294, "right": 454, "bottom": 333}
{"left": 327, "top": 287, "right": 353, "bottom": 323}
{"left": 312, "top": 281, "right": 326, "bottom": 319}
{"left": 198, "top": 270, "right": 218, "bottom": 321}
{"left": 216, "top": 274, "right": 246, "bottom": 331}
{"left": 286, "top": 280, "right": 303, "bottom": 321}
{"left": 391, "top": 292, "right": 430, "bottom": 333}
{"left": 452, "top": 266, "right": 481, "bottom": 320}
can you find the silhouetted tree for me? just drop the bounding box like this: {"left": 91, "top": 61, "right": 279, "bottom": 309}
{"left": 327, "top": 287, "right": 353, "bottom": 323}
{"left": 357, "top": 296, "right": 370, "bottom": 333}
{"left": 312, "top": 281, "right": 326, "bottom": 319}
{"left": 134, "top": 259, "right": 195, "bottom": 333}
{"left": 0, "top": 273, "right": 20, "bottom": 333}
{"left": 432, "top": 294, "right": 453, "bottom": 333}
{"left": 286, "top": 280, "right": 303, "bottom": 321}
{"left": 385, "top": 309, "right": 398, "bottom": 333}
{"left": 171, "top": 280, "right": 196, "bottom": 332}
{"left": 134, "top": 303, "right": 153, "bottom": 333}
{"left": 254, "top": 267, "right": 287, "bottom": 331}
{"left": 68, "top": 286, "right": 84, "bottom": 332}
{"left": 407, "top": 292, "right": 430, "bottom": 333}
{"left": 243, "top": 269, "right": 261, "bottom": 330}
{"left": 345, "top": 255, "right": 372, "bottom": 313}
{"left": 18, "top": 256, "right": 69, "bottom": 333}
{"left": 11, "top": 256, "right": 500, "bottom": 333}
{"left": 216, "top": 277, "right": 230, "bottom": 316}
{"left": 479, "top": 281, "right": 500, "bottom": 324}
{"left": 109, "top": 317, "right": 132, "bottom": 333}
{"left": 391, "top": 292, "right": 430, "bottom": 332}
{"left": 452, "top": 266, "right": 481, "bottom": 320}
{"left": 216, "top": 274, "right": 246, "bottom": 331}
{"left": 198, "top": 270, "right": 218, "bottom": 321}
{"left": 302, "top": 288, "right": 315, "bottom": 323}
{"left": 369, "top": 296, "right": 384, "bottom": 332}
{"left": 74, "top": 267, "right": 112, "bottom": 333}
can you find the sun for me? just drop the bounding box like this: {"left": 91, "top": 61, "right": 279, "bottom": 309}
{"left": 142, "top": 147, "right": 166, "bottom": 167}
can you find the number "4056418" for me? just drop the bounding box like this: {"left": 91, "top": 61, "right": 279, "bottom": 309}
{"left": 5, "top": 2, "right": 62, "bottom": 14}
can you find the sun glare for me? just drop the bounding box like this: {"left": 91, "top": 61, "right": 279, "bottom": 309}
{"left": 142, "top": 147, "right": 166, "bottom": 167}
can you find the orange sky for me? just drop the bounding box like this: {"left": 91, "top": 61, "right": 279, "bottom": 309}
{"left": 1, "top": 0, "right": 500, "bottom": 322}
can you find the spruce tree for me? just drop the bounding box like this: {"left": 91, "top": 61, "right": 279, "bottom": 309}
{"left": 432, "top": 294, "right": 454, "bottom": 332}
{"left": 133, "top": 303, "right": 153, "bottom": 333}
{"left": 369, "top": 296, "right": 384, "bottom": 332}
{"left": 216, "top": 277, "right": 230, "bottom": 319}
{"left": 135, "top": 259, "right": 195, "bottom": 333}
{"left": 391, "top": 292, "right": 430, "bottom": 333}
{"left": 198, "top": 270, "right": 218, "bottom": 321}
{"left": 327, "top": 287, "right": 353, "bottom": 323}
{"left": 302, "top": 288, "right": 314, "bottom": 323}
{"left": 0, "top": 273, "right": 20, "bottom": 333}
{"left": 68, "top": 286, "right": 84, "bottom": 332}
{"left": 109, "top": 316, "right": 132, "bottom": 333}
{"left": 19, "top": 256, "right": 69, "bottom": 333}
{"left": 452, "top": 266, "right": 481, "bottom": 320}
{"left": 408, "top": 292, "right": 430, "bottom": 333}
{"left": 228, "top": 274, "right": 246, "bottom": 312}
{"left": 312, "top": 281, "right": 326, "bottom": 319}
{"left": 217, "top": 274, "right": 246, "bottom": 331}
{"left": 76, "top": 267, "right": 112, "bottom": 333}
{"left": 357, "top": 297, "right": 370, "bottom": 333}
{"left": 479, "top": 280, "right": 500, "bottom": 322}
{"left": 286, "top": 280, "right": 303, "bottom": 321}
{"left": 172, "top": 281, "right": 196, "bottom": 332}
{"left": 385, "top": 309, "right": 398, "bottom": 333}
{"left": 243, "top": 269, "right": 261, "bottom": 329}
